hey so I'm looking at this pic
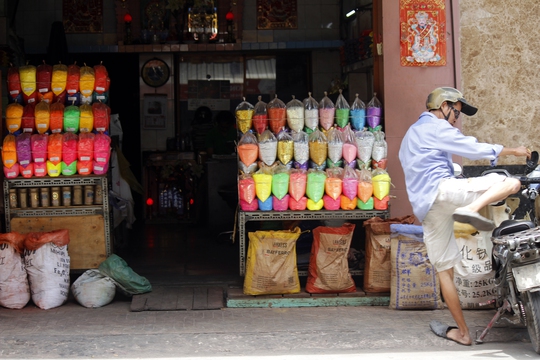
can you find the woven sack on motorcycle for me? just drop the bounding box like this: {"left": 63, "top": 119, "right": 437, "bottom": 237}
{"left": 363, "top": 215, "right": 416, "bottom": 293}
{"left": 243, "top": 227, "right": 301, "bottom": 295}
{"left": 453, "top": 222, "right": 496, "bottom": 309}
{"left": 305, "top": 223, "right": 356, "bottom": 293}
{"left": 389, "top": 224, "right": 444, "bottom": 310}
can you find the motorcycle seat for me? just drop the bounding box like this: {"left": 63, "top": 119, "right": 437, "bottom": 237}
{"left": 492, "top": 219, "right": 536, "bottom": 237}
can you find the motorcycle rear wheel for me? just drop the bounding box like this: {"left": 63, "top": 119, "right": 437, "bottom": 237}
{"left": 523, "top": 290, "right": 540, "bottom": 354}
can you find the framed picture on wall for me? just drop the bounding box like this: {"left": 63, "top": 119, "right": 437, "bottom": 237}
{"left": 143, "top": 94, "right": 168, "bottom": 129}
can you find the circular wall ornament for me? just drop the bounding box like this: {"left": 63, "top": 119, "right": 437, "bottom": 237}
{"left": 141, "top": 58, "right": 170, "bottom": 87}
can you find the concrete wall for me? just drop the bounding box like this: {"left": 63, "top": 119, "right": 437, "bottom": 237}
{"left": 460, "top": 0, "right": 540, "bottom": 166}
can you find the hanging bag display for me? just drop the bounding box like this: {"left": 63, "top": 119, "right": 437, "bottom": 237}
{"left": 252, "top": 96, "right": 268, "bottom": 135}
{"left": 94, "top": 62, "right": 110, "bottom": 94}
{"left": 6, "top": 103, "right": 23, "bottom": 134}
{"left": 366, "top": 92, "right": 382, "bottom": 130}
{"left": 66, "top": 63, "right": 80, "bottom": 95}
{"left": 350, "top": 93, "right": 366, "bottom": 130}
{"left": 79, "top": 104, "right": 94, "bottom": 133}
{"left": 51, "top": 63, "right": 68, "bottom": 95}
{"left": 93, "top": 102, "right": 111, "bottom": 132}
{"left": 326, "top": 127, "right": 343, "bottom": 164}
{"left": 49, "top": 101, "right": 65, "bottom": 134}
{"left": 335, "top": 89, "right": 350, "bottom": 128}
{"left": 258, "top": 129, "right": 277, "bottom": 166}
{"left": 2, "top": 134, "right": 17, "bottom": 168}
{"left": 31, "top": 134, "right": 48, "bottom": 164}
{"left": 308, "top": 129, "right": 328, "bottom": 166}
{"left": 79, "top": 64, "right": 95, "bottom": 96}
{"left": 16, "top": 133, "right": 32, "bottom": 167}
{"left": 303, "top": 92, "right": 319, "bottom": 131}
{"left": 34, "top": 101, "right": 50, "bottom": 134}
{"left": 7, "top": 65, "right": 22, "bottom": 101}
{"left": 318, "top": 92, "right": 335, "bottom": 130}
{"left": 235, "top": 97, "right": 254, "bottom": 134}
{"left": 276, "top": 129, "right": 294, "bottom": 165}
{"left": 286, "top": 95, "right": 304, "bottom": 132}
{"left": 237, "top": 132, "right": 259, "bottom": 166}
{"left": 267, "top": 94, "right": 287, "bottom": 134}
{"left": 19, "top": 64, "right": 37, "bottom": 96}
{"left": 47, "top": 133, "right": 63, "bottom": 165}
{"left": 36, "top": 61, "right": 52, "bottom": 94}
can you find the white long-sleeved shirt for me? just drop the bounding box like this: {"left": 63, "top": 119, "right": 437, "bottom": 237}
{"left": 398, "top": 111, "right": 503, "bottom": 222}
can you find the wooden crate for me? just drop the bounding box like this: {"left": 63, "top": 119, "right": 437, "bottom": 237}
{"left": 10, "top": 215, "right": 108, "bottom": 270}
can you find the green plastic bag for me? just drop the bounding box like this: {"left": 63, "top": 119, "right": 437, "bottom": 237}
{"left": 271, "top": 167, "right": 290, "bottom": 200}
{"left": 306, "top": 169, "right": 326, "bottom": 203}
{"left": 98, "top": 254, "right": 152, "bottom": 296}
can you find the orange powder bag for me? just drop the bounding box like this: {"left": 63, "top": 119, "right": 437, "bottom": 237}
{"left": 6, "top": 103, "right": 24, "bottom": 133}
{"left": 49, "top": 101, "right": 65, "bottom": 134}
{"left": 34, "top": 101, "right": 50, "bottom": 134}
{"left": 2, "top": 135, "right": 17, "bottom": 168}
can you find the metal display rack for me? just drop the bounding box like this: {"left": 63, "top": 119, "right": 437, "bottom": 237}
{"left": 3, "top": 175, "right": 112, "bottom": 258}
{"left": 238, "top": 209, "right": 389, "bottom": 276}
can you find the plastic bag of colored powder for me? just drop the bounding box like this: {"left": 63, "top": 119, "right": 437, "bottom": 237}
{"left": 341, "top": 125, "right": 358, "bottom": 163}
{"left": 358, "top": 197, "right": 374, "bottom": 210}
{"left": 325, "top": 167, "right": 343, "bottom": 201}
{"left": 323, "top": 194, "right": 340, "bottom": 210}
{"left": 54, "top": 90, "right": 67, "bottom": 104}
{"left": 4, "top": 163, "right": 19, "bottom": 179}
{"left": 62, "top": 133, "right": 78, "bottom": 164}
{"left": 31, "top": 134, "right": 48, "bottom": 163}
{"left": 79, "top": 64, "right": 95, "bottom": 96}
{"left": 46, "top": 160, "right": 61, "bottom": 177}
{"left": 20, "top": 163, "right": 34, "bottom": 178}
{"left": 66, "top": 92, "right": 81, "bottom": 106}
{"left": 258, "top": 129, "right": 277, "bottom": 166}
{"left": 374, "top": 195, "right": 389, "bottom": 210}
{"left": 342, "top": 166, "right": 359, "bottom": 200}
{"left": 235, "top": 97, "right": 254, "bottom": 134}
{"left": 78, "top": 132, "right": 95, "bottom": 162}
{"left": 307, "top": 198, "right": 324, "bottom": 211}
{"left": 39, "top": 91, "right": 54, "bottom": 104}
{"left": 64, "top": 105, "right": 80, "bottom": 133}
{"left": 303, "top": 92, "right": 319, "bottom": 130}
{"left": 327, "top": 127, "right": 343, "bottom": 163}
{"left": 51, "top": 64, "right": 68, "bottom": 96}
{"left": 289, "top": 196, "right": 307, "bottom": 211}
{"left": 77, "top": 160, "right": 93, "bottom": 175}
{"left": 49, "top": 101, "right": 64, "bottom": 134}
{"left": 19, "top": 65, "right": 37, "bottom": 96}
{"left": 47, "top": 133, "right": 63, "bottom": 165}
{"left": 253, "top": 170, "right": 273, "bottom": 202}
{"left": 61, "top": 160, "right": 77, "bottom": 176}
{"left": 293, "top": 161, "right": 309, "bottom": 171}
{"left": 93, "top": 161, "right": 109, "bottom": 175}
{"left": 93, "top": 102, "right": 111, "bottom": 132}
{"left": 252, "top": 96, "right": 268, "bottom": 135}
{"left": 277, "top": 130, "right": 294, "bottom": 165}
{"left": 7, "top": 65, "right": 22, "bottom": 100}
{"left": 240, "top": 198, "right": 258, "bottom": 211}
{"left": 355, "top": 129, "right": 375, "bottom": 163}
{"left": 6, "top": 103, "right": 23, "bottom": 134}
{"left": 292, "top": 130, "right": 309, "bottom": 164}
{"left": 94, "top": 134, "right": 111, "bottom": 164}
{"left": 308, "top": 129, "right": 328, "bottom": 166}
{"left": 34, "top": 101, "right": 50, "bottom": 134}
{"left": 319, "top": 92, "right": 335, "bottom": 130}
{"left": 272, "top": 194, "right": 289, "bottom": 211}
{"left": 326, "top": 158, "right": 343, "bottom": 169}
{"left": 366, "top": 93, "right": 382, "bottom": 129}
{"left": 21, "top": 103, "right": 36, "bottom": 133}
{"left": 94, "top": 63, "right": 110, "bottom": 94}
{"left": 238, "top": 160, "right": 258, "bottom": 175}
{"left": 258, "top": 196, "right": 273, "bottom": 211}
{"left": 66, "top": 64, "right": 80, "bottom": 94}
{"left": 289, "top": 169, "right": 307, "bottom": 202}
{"left": 237, "top": 132, "right": 259, "bottom": 166}
{"left": 267, "top": 95, "right": 287, "bottom": 134}
{"left": 357, "top": 168, "right": 373, "bottom": 203}
{"left": 350, "top": 93, "right": 366, "bottom": 130}
{"left": 16, "top": 133, "right": 32, "bottom": 167}
{"left": 93, "top": 91, "right": 109, "bottom": 104}
{"left": 286, "top": 95, "right": 304, "bottom": 132}
{"left": 2, "top": 135, "right": 17, "bottom": 168}
{"left": 272, "top": 167, "right": 290, "bottom": 200}
{"left": 372, "top": 170, "right": 391, "bottom": 200}
{"left": 306, "top": 169, "right": 326, "bottom": 203}
{"left": 36, "top": 62, "right": 52, "bottom": 94}
{"left": 79, "top": 104, "right": 94, "bottom": 133}
{"left": 238, "top": 174, "right": 256, "bottom": 204}
{"left": 33, "top": 162, "right": 47, "bottom": 177}
{"left": 340, "top": 195, "right": 357, "bottom": 210}
{"left": 372, "top": 130, "right": 388, "bottom": 162}
{"left": 335, "top": 90, "right": 350, "bottom": 128}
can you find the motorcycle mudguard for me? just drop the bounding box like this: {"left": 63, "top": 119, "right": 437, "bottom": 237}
{"left": 492, "top": 219, "right": 536, "bottom": 237}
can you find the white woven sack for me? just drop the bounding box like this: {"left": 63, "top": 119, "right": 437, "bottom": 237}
{"left": 24, "top": 242, "right": 70, "bottom": 310}
{"left": 71, "top": 269, "right": 116, "bottom": 308}
{"left": 0, "top": 243, "right": 30, "bottom": 309}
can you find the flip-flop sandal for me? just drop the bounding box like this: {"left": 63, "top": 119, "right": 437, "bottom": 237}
{"left": 452, "top": 209, "right": 495, "bottom": 231}
{"left": 429, "top": 320, "right": 471, "bottom": 346}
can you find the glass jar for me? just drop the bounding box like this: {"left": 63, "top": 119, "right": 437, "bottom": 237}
{"left": 62, "top": 186, "right": 72, "bottom": 206}
{"left": 73, "top": 185, "right": 83, "bottom": 205}
{"left": 51, "top": 187, "right": 60, "bottom": 207}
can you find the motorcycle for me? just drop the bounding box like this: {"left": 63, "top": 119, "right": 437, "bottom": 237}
{"left": 475, "top": 150, "right": 540, "bottom": 353}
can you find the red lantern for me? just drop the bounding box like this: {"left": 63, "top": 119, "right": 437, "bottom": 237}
{"left": 124, "top": 13, "right": 132, "bottom": 23}
{"left": 226, "top": 11, "right": 234, "bottom": 21}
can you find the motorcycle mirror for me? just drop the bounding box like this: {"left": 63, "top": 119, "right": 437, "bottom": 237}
{"left": 526, "top": 150, "right": 539, "bottom": 171}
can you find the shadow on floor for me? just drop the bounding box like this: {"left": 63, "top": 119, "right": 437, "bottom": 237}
{"left": 115, "top": 221, "right": 243, "bottom": 287}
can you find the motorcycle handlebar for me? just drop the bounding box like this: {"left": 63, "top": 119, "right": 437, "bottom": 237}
{"left": 480, "top": 169, "right": 540, "bottom": 186}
